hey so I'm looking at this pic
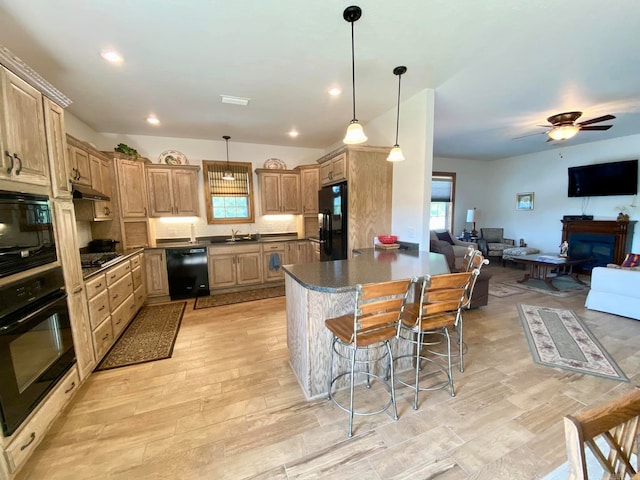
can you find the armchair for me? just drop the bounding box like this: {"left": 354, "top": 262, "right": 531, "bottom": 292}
{"left": 477, "top": 228, "right": 515, "bottom": 262}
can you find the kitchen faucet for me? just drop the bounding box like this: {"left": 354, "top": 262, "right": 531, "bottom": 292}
{"left": 231, "top": 229, "right": 240, "bottom": 241}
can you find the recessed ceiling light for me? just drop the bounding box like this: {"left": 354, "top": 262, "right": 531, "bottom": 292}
{"left": 328, "top": 87, "right": 342, "bottom": 96}
{"left": 146, "top": 116, "right": 160, "bottom": 125}
{"left": 288, "top": 130, "right": 299, "bottom": 138}
{"left": 100, "top": 49, "right": 123, "bottom": 64}
{"left": 220, "top": 95, "right": 250, "bottom": 106}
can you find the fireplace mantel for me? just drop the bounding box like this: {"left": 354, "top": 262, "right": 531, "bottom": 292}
{"left": 561, "top": 219, "right": 635, "bottom": 265}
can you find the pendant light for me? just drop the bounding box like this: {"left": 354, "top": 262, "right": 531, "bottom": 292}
{"left": 387, "top": 65, "right": 407, "bottom": 162}
{"left": 222, "top": 135, "right": 234, "bottom": 181}
{"left": 342, "top": 5, "right": 367, "bottom": 145}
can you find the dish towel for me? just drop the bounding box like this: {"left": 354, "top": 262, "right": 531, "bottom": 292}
{"left": 269, "top": 252, "right": 281, "bottom": 271}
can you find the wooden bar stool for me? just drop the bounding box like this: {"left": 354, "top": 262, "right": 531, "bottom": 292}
{"left": 325, "top": 278, "right": 411, "bottom": 437}
{"left": 396, "top": 271, "right": 477, "bottom": 410}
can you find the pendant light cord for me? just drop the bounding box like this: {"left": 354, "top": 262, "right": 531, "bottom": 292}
{"left": 350, "top": 20, "right": 356, "bottom": 121}
{"left": 225, "top": 139, "right": 229, "bottom": 166}
{"left": 394, "top": 73, "right": 402, "bottom": 146}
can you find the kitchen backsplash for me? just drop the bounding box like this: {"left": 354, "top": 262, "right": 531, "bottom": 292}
{"left": 152, "top": 216, "right": 301, "bottom": 240}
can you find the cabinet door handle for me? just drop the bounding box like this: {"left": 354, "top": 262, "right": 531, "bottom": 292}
{"left": 98, "top": 305, "right": 105, "bottom": 312}
{"left": 102, "top": 333, "right": 110, "bottom": 341}
{"left": 5, "top": 151, "right": 13, "bottom": 173}
{"left": 144, "top": 207, "right": 147, "bottom": 216}
{"left": 73, "top": 287, "right": 82, "bottom": 294}
{"left": 20, "top": 432, "right": 36, "bottom": 451}
{"left": 14, "top": 154, "right": 22, "bottom": 175}
{"left": 64, "top": 381, "right": 76, "bottom": 394}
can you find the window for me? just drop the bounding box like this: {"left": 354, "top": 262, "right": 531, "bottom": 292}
{"left": 430, "top": 172, "right": 456, "bottom": 232}
{"left": 202, "top": 161, "right": 255, "bottom": 224}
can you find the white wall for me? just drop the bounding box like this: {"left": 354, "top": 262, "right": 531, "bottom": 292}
{"left": 365, "top": 88, "right": 435, "bottom": 247}
{"left": 444, "top": 134, "right": 640, "bottom": 254}
{"left": 432, "top": 156, "right": 493, "bottom": 235}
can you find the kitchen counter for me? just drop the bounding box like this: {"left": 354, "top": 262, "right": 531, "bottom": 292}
{"left": 81, "top": 248, "right": 144, "bottom": 280}
{"left": 283, "top": 249, "right": 450, "bottom": 400}
{"left": 155, "top": 233, "right": 307, "bottom": 249}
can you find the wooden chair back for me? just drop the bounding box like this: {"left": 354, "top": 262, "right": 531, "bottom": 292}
{"left": 353, "top": 279, "right": 412, "bottom": 346}
{"left": 462, "top": 246, "right": 479, "bottom": 272}
{"left": 564, "top": 387, "right": 640, "bottom": 479}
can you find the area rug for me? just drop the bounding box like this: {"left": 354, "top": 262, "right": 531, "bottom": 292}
{"left": 489, "top": 283, "right": 526, "bottom": 297}
{"left": 503, "top": 276, "right": 589, "bottom": 298}
{"left": 194, "top": 285, "right": 285, "bottom": 309}
{"left": 517, "top": 304, "right": 628, "bottom": 382}
{"left": 96, "top": 302, "right": 186, "bottom": 371}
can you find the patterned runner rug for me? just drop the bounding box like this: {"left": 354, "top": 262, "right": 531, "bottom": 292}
{"left": 96, "top": 302, "right": 186, "bottom": 371}
{"left": 517, "top": 304, "right": 628, "bottom": 382}
{"left": 194, "top": 285, "right": 285, "bottom": 309}
{"left": 489, "top": 283, "right": 526, "bottom": 297}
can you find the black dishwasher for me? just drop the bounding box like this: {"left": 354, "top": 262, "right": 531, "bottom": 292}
{"left": 166, "top": 247, "right": 209, "bottom": 300}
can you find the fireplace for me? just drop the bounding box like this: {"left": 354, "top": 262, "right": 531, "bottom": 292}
{"left": 561, "top": 219, "right": 635, "bottom": 270}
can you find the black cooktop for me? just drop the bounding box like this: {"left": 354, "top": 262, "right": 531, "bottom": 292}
{"left": 80, "top": 252, "right": 121, "bottom": 268}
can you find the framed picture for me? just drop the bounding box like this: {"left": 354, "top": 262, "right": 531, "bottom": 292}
{"left": 516, "top": 192, "right": 534, "bottom": 211}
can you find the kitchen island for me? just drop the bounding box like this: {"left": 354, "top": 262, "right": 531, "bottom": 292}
{"left": 283, "top": 248, "right": 450, "bottom": 400}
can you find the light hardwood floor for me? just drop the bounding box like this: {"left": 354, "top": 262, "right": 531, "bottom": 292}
{"left": 16, "top": 265, "right": 640, "bottom": 479}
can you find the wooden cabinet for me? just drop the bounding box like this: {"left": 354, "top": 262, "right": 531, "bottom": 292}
{"left": 316, "top": 146, "right": 393, "bottom": 255}
{"left": 90, "top": 155, "right": 115, "bottom": 220}
{"left": 311, "top": 241, "right": 321, "bottom": 262}
{"left": 0, "top": 68, "right": 49, "bottom": 187}
{"left": 146, "top": 165, "right": 200, "bottom": 217}
{"left": 286, "top": 240, "right": 311, "bottom": 265}
{"left": 67, "top": 144, "right": 91, "bottom": 186}
{"left": 262, "top": 242, "right": 286, "bottom": 282}
{"left": 52, "top": 200, "right": 96, "bottom": 380}
{"left": 43, "top": 98, "right": 71, "bottom": 198}
{"left": 256, "top": 169, "right": 301, "bottom": 214}
{"left": 117, "top": 158, "right": 148, "bottom": 218}
{"left": 319, "top": 152, "right": 346, "bottom": 186}
{"left": 145, "top": 249, "right": 169, "bottom": 297}
{"left": 209, "top": 244, "right": 262, "bottom": 289}
{"left": 298, "top": 165, "right": 320, "bottom": 215}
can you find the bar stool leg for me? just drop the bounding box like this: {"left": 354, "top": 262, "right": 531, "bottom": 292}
{"left": 444, "top": 327, "right": 455, "bottom": 397}
{"left": 327, "top": 335, "right": 335, "bottom": 400}
{"left": 413, "top": 330, "right": 423, "bottom": 410}
{"left": 385, "top": 340, "right": 398, "bottom": 421}
{"left": 348, "top": 346, "right": 357, "bottom": 437}
{"left": 458, "top": 316, "right": 464, "bottom": 373}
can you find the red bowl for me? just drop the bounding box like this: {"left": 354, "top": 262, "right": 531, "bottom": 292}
{"left": 378, "top": 235, "right": 398, "bottom": 244}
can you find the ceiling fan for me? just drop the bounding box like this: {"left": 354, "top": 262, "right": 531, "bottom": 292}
{"left": 516, "top": 111, "right": 616, "bottom": 142}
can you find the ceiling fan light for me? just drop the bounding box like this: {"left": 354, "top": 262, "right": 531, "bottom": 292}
{"left": 387, "top": 145, "right": 405, "bottom": 162}
{"left": 549, "top": 125, "right": 580, "bottom": 141}
{"left": 343, "top": 121, "right": 367, "bottom": 144}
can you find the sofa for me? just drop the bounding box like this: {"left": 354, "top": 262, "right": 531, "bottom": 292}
{"left": 429, "top": 230, "right": 477, "bottom": 271}
{"left": 585, "top": 266, "right": 640, "bottom": 320}
{"left": 430, "top": 238, "right": 492, "bottom": 308}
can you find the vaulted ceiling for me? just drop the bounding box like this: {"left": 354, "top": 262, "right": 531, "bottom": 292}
{"left": 1, "top": 0, "right": 639, "bottom": 160}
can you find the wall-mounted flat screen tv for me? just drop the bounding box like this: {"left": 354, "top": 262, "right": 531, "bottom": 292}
{"left": 568, "top": 159, "right": 638, "bottom": 197}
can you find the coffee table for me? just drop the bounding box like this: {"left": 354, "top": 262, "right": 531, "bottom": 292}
{"left": 510, "top": 253, "right": 589, "bottom": 291}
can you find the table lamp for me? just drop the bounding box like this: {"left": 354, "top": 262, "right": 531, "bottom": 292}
{"left": 466, "top": 209, "right": 477, "bottom": 236}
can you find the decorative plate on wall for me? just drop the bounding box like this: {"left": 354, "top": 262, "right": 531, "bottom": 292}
{"left": 159, "top": 150, "right": 188, "bottom": 165}
{"left": 264, "top": 158, "right": 287, "bottom": 169}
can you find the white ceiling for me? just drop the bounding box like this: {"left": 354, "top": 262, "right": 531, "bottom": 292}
{"left": 1, "top": 0, "right": 639, "bottom": 160}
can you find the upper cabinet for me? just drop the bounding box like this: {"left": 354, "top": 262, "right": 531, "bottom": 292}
{"left": 0, "top": 68, "right": 49, "bottom": 187}
{"left": 89, "top": 154, "right": 115, "bottom": 220}
{"left": 146, "top": 165, "right": 200, "bottom": 217}
{"left": 117, "top": 159, "right": 148, "bottom": 218}
{"left": 43, "top": 98, "right": 71, "bottom": 199}
{"left": 256, "top": 169, "right": 301, "bottom": 215}
{"left": 297, "top": 165, "right": 320, "bottom": 215}
{"left": 319, "top": 152, "right": 346, "bottom": 186}
{"left": 67, "top": 144, "right": 91, "bottom": 186}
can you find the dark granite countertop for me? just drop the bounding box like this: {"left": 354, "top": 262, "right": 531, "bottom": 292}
{"left": 283, "top": 248, "right": 450, "bottom": 293}
{"left": 81, "top": 248, "right": 145, "bottom": 280}
{"left": 155, "top": 233, "right": 306, "bottom": 249}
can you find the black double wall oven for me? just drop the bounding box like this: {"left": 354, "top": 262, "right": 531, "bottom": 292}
{"left": 0, "top": 191, "right": 75, "bottom": 436}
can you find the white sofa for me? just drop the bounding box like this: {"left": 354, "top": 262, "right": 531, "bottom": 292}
{"left": 585, "top": 266, "right": 640, "bottom": 320}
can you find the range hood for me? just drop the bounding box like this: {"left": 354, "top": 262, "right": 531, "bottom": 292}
{"left": 71, "top": 184, "right": 110, "bottom": 202}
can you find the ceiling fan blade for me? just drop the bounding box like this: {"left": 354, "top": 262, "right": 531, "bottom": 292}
{"left": 577, "top": 114, "right": 616, "bottom": 126}
{"left": 513, "top": 131, "right": 547, "bottom": 139}
{"left": 580, "top": 125, "right": 613, "bottom": 131}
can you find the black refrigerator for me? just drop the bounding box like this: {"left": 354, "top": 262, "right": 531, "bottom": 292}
{"left": 318, "top": 182, "right": 348, "bottom": 261}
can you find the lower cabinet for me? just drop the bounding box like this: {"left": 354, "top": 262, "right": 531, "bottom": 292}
{"left": 2, "top": 366, "right": 79, "bottom": 475}
{"left": 262, "top": 242, "right": 286, "bottom": 282}
{"left": 145, "top": 249, "right": 169, "bottom": 297}
{"left": 85, "top": 253, "right": 143, "bottom": 363}
{"left": 208, "top": 244, "right": 262, "bottom": 288}
{"left": 286, "top": 241, "right": 312, "bottom": 265}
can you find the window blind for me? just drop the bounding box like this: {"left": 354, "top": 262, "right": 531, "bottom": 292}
{"left": 431, "top": 178, "right": 453, "bottom": 202}
{"left": 207, "top": 164, "right": 250, "bottom": 196}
